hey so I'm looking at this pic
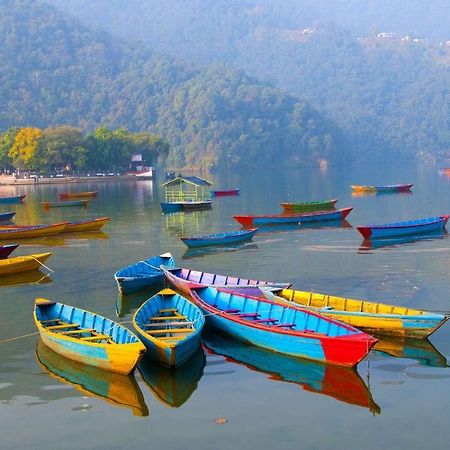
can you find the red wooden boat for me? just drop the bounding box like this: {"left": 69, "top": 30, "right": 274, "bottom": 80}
{"left": 211, "top": 189, "right": 240, "bottom": 197}
{"left": 233, "top": 207, "right": 353, "bottom": 227}
{"left": 0, "top": 244, "right": 19, "bottom": 259}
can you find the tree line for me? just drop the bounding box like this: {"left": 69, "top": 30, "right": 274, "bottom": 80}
{"left": 0, "top": 125, "right": 169, "bottom": 174}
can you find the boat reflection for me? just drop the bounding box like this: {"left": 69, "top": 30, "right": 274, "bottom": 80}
{"left": 64, "top": 231, "right": 110, "bottom": 241}
{"left": 1, "top": 236, "right": 66, "bottom": 247}
{"left": 0, "top": 269, "right": 52, "bottom": 287}
{"left": 115, "top": 282, "right": 165, "bottom": 318}
{"left": 358, "top": 230, "right": 448, "bottom": 252}
{"left": 351, "top": 190, "right": 413, "bottom": 197}
{"left": 202, "top": 329, "right": 380, "bottom": 414}
{"left": 138, "top": 349, "right": 206, "bottom": 408}
{"left": 242, "top": 219, "right": 352, "bottom": 234}
{"left": 36, "top": 340, "right": 149, "bottom": 416}
{"left": 374, "top": 337, "right": 447, "bottom": 368}
{"left": 182, "top": 242, "right": 258, "bottom": 260}
{"left": 164, "top": 210, "right": 208, "bottom": 236}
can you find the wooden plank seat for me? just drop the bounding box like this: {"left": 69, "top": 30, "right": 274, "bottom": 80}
{"left": 46, "top": 323, "right": 80, "bottom": 330}
{"left": 41, "top": 318, "right": 63, "bottom": 324}
{"left": 273, "top": 323, "right": 296, "bottom": 328}
{"left": 79, "top": 334, "right": 112, "bottom": 341}
{"left": 252, "top": 318, "right": 278, "bottom": 323}
{"left": 148, "top": 315, "right": 187, "bottom": 321}
{"left": 224, "top": 309, "right": 240, "bottom": 313}
{"left": 145, "top": 321, "right": 194, "bottom": 328}
{"left": 147, "top": 328, "right": 195, "bottom": 335}
{"left": 235, "top": 313, "right": 259, "bottom": 318}
{"left": 59, "top": 328, "right": 96, "bottom": 335}
{"left": 158, "top": 308, "right": 178, "bottom": 313}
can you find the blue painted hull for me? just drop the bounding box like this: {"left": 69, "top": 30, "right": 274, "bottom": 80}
{"left": 161, "top": 202, "right": 183, "bottom": 213}
{"left": 0, "top": 211, "right": 15, "bottom": 221}
{"left": 357, "top": 216, "right": 449, "bottom": 239}
{"left": 181, "top": 229, "right": 257, "bottom": 248}
{"left": 114, "top": 253, "right": 175, "bottom": 295}
{"left": 0, "top": 195, "right": 25, "bottom": 204}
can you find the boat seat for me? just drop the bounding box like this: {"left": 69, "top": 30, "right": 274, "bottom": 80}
{"left": 147, "top": 328, "right": 195, "bottom": 335}
{"left": 46, "top": 323, "right": 80, "bottom": 330}
{"left": 224, "top": 309, "right": 240, "bottom": 313}
{"left": 40, "top": 319, "right": 62, "bottom": 324}
{"left": 149, "top": 315, "right": 187, "bottom": 321}
{"left": 252, "top": 318, "right": 278, "bottom": 323}
{"left": 273, "top": 323, "right": 296, "bottom": 328}
{"left": 158, "top": 308, "right": 178, "bottom": 313}
{"left": 79, "top": 334, "right": 112, "bottom": 341}
{"left": 235, "top": 313, "right": 259, "bottom": 318}
{"left": 158, "top": 337, "right": 183, "bottom": 341}
{"left": 59, "top": 328, "right": 96, "bottom": 335}
{"left": 145, "top": 321, "right": 194, "bottom": 328}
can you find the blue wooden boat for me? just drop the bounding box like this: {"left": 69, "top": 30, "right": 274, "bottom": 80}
{"left": 203, "top": 329, "right": 380, "bottom": 413}
{"left": 160, "top": 202, "right": 184, "bottom": 213}
{"left": 0, "top": 211, "right": 15, "bottom": 221}
{"left": 190, "top": 287, "right": 377, "bottom": 366}
{"left": 357, "top": 215, "right": 449, "bottom": 239}
{"left": 233, "top": 207, "right": 353, "bottom": 227}
{"left": 351, "top": 183, "right": 413, "bottom": 193}
{"left": 181, "top": 228, "right": 257, "bottom": 248}
{"left": 114, "top": 252, "right": 175, "bottom": 295}
{"left": 0, "top": 194, "right": 26, "bottom": 204}
{"left": 34, "top": 298, "right": 146, "bottom": 374}
{"left": 133, "top": 288, "right": 205, "bottom": 368}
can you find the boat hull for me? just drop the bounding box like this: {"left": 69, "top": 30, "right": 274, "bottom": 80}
{"left": 133, "top": 289, "right": 205, "bottom": 368}
{"left": 181, "top": 228, "right": 257, "bottom": 248}
{"left": 0, "top": 244, "right": 19, "bottom": 259}
{"left": 191, "top": 287, "right": 376, "bottom": 367}
{"left": 0, "top": 222, "right": 68, "bottom": 239}
{"left": 0, "top": 211, "right": 16, "bottom": 221}
{"left": 357, "top": 216, "right": 449, "bottom": 239}
{"left": 211, "top": 189, "right": 239, "bottom": 197}
{"left": 41, "top": 200, "right": 90, "bottom": 208}
{"left": 114, "top": 253, "right": 175, "bottom": 295}
{"left": 265, "top": 288, "right": 448, "bottom": 338}
{"left": 233, "top": 207, "right": 353, "bottom": 227}
{"left": 351, "top": 184, "right": 413, "bottom": 193}
{"left": 0, "top": 194, "right": 26, "bottom": 204}
{"left": 0, "top": 252, "right": 52, "bottom": 275}
{"left": 63, "top": 217, "right": 110, "bottom": 232}
{"left": 58, "top": 191, "right": 98, "bottom": 200}
{"left": 34, "top": 299, "right": 146, "bottom": 374}
{"left": 280, "top": 199, "right": 338, "bottom": 213}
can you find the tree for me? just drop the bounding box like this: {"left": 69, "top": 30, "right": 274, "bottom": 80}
{"left": 9, "top": 127, "right": 42, "bottom": 170}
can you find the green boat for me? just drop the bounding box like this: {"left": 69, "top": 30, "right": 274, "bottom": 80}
{"left": 280, "top": 199, "right": 338, "bottom": 213}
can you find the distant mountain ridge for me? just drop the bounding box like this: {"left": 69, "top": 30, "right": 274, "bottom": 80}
{"left": 0, "top": 0, "right": 343, "bottom": 170}
{"left": 44, "top": 0, "right": 450, "bottom": 161}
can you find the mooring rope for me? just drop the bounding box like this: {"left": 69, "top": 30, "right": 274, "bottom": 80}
{"left": 31, "top": 256, "right": 54, "bottom": 274}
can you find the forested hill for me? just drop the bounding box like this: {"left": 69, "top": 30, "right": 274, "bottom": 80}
{"left": 0, "top": 1, "right": 343, "bottom": 170}
{"left": 46, "top": 0, "right": 450, "bottom": 161}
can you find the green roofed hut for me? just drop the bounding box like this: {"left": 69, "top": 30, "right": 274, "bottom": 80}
{"left": 161, "top": 176, "right": 213, "bottom": 213}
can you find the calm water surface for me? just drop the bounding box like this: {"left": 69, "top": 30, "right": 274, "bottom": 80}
{"left": 1, "top": 162, "right": 450, "bottom": 449}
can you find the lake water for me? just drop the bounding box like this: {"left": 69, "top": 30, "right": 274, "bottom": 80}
{"left": 1, "top": 162, "right": 450, "bottom": 450}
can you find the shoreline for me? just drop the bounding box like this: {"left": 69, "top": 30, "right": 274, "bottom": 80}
{"left": 0, "top": 174, "right": 153, "bottom": 185}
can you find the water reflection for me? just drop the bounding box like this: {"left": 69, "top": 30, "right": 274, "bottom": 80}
{"left": 202, "top": 329, "right": 380, "bottom": 414}
{"left": 164, "top": 211, "right": 209, "bottom": 236}
{"left": 0, "top": 270, "right": 52, "bottom": 287}
{"left": 115, "top": 282, "right": 165, "bottom": 318}
{"left": 374, "top": 337, "right": 447, "bottom": 368}
{"left": 351, "top": 190, "right": 413, "bottom": 197}
{"left": 35, "top": 340, "right": 149, "bottom": 416}
{"left": 358, "top": 230, "right": 448, "bottom": 252}
{"left": 138, "top": 349, "right": 206, "bottom": 408}
{"left": 182, "top": 243, "right": 258, "bottom": 260}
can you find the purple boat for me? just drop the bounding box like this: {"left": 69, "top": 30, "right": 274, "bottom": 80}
{"left": 0, "top": 244, "right": 19, "bottom": 259}
{"left": 0, "top": 211, "right": 16, "bottom": 222}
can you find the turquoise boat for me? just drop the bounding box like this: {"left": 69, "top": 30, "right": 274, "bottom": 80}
{"left": 181, "top": 228, "right": 257, "bottom": 248}
{"left": 34, "top": 298, "right": 146, "bottom": 374}
{"left": 114, "top": 252, "right": 175, "bottom": 295}
{"left": 133, "top": 288, "right": 205, "bottom": 368}
{"left": 190, "top": 286, "right": 377, "bottom": 366}
{"left": 0, "top": 194, "right": 26, "bottom": 204}
{"left": 0, "top": 211, "right": 16, "bottom": 221}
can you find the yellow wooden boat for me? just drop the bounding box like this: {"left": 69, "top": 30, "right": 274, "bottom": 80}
{"left": 63, "top": 217, "right": 110, "bottom": 233}
{"left": 0, "top": 222, "right": 68, "bottom": 239}
{"left": 263, "top": 287, "right": 448, "bottom": 338}
{"left": 34, "top": 298, "right": 146, "bottom": 374}
{"left": 58, "top": 191, "right": 98, "bottom": 200}
{"left": 0, "top": 252, "right": 52, "bottom": 276}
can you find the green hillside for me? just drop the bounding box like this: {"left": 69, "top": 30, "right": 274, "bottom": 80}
{"left": 0, "top": 0, "right": 342, "bottom": 170}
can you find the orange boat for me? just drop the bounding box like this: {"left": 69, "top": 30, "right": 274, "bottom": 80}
{"left": 58, "top": 191, "right": 98, "bottom": 200}
{"left": 0, "top": 222, "right": 69, "bottom": 239}
{"left": 63, "top": 217, "right": 110, "bottom": 233}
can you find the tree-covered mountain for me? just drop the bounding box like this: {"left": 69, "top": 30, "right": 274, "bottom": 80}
{"left": 46, "top": 0, "right": 450, "bottom": 161}
{"left": 0, "top": 0, "right": 342, "bottom": 170}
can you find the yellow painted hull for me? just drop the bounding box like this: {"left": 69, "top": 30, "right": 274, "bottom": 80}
{"left": 59, "top": 191, "right": 98, "bottom": 200}
{"left": 0, "top": 222, "right": 68, "bottom": 238}
{"left": 63, "top": 217, "right": 110, "bottom": 232}
{"left": 0, "top": 252, "right": 52, "bottom": 276}
{"left": 270, "top": 288, "right": 448, "bottom": 338}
